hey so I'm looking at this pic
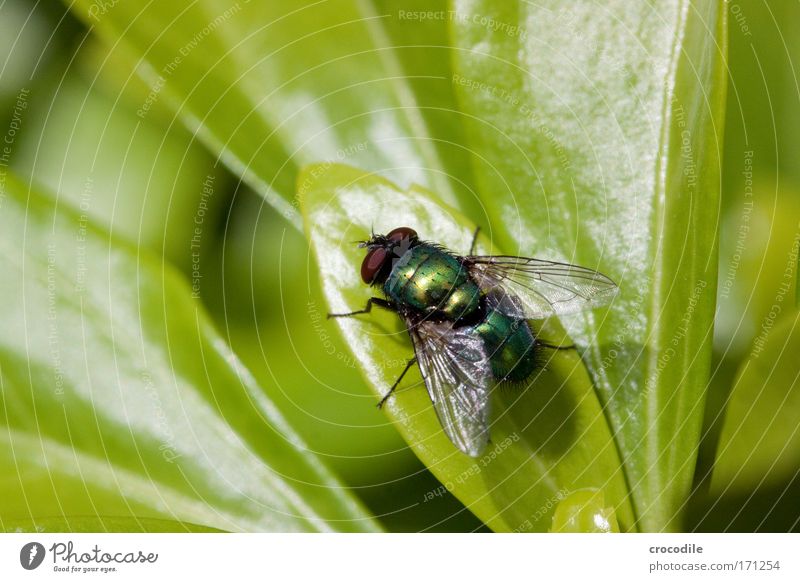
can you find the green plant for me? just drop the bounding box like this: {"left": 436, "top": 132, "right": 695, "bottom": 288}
{"left": 1, "top": 0, "right": 798, "bottom": 533}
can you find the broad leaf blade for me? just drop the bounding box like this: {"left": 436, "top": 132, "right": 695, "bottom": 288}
{"left": 450, "top": 0, "right": 727, "bottom": 531}
{"left": 712, "top": 311, "right": 800, "bottom": 494}
{"left": 11, "top": 72, "right": 226, "bottom": 273}
{"left": 0, "top": 173, "right": 379, "bottom": 532}
{"left": 302, "top": 163, "right": 634, "bottom": 532}
{"left": 2, "top": 517, "right": 222, "bottom": 533}
{"left": 64, "top": 0, "right": 475, "bottom": 228}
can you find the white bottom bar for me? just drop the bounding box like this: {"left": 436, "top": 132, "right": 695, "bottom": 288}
{"left": 1, "top": 533, "right": 797, "bottom": 581}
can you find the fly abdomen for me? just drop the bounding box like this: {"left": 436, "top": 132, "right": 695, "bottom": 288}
{"left": 475, "top": 309, "right": 537, "bottom": 382}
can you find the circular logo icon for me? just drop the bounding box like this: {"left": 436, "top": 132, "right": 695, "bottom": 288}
{"left": 20, "top": 542, "right": 46, "bottom": 570}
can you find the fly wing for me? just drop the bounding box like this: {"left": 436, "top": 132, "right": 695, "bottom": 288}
{"left": 467, "top": 255, "right": 618, "bottom": 319}
{"left": 405, "top": 317, "right": 493, "bottom": 457}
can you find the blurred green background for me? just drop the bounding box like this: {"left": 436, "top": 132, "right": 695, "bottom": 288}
{"left": 0, "top": 0, "right": 797, "bottom": 532}
{"left": 0, "top": 0, "right": 485, "bottom": 532}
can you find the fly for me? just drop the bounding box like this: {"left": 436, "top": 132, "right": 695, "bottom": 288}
{"left": 328, "top": 226, "right": 618, "bottom": 457}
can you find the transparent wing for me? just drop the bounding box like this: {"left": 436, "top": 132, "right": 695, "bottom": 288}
{"left": 406, "top": 317, "right": 493, "bottom": 457}
{"left": 467, "top": 255, "right": 618, "bottom": 319}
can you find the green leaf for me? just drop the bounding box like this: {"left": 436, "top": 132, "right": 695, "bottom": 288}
{"left": 12, "top": 73, "right": 226, "bottom": 273}
{"left": 699, "top": 0, "right": 800, "bottom": 501}
{"left": 0, "top": 0, "right": 50, "bottom": 107}
{"left": 64, "top": 0, "right": 477, "bottom": 229}
{"left": 720, "top": 0, "right": 800, "bottom": 192}
{"left": 2, "top": 517, "right": 222, "bottom": 533}
{"left": 369, "top": 0, "right": 478, "bottom": 208}
{"left": 0, "top": 172, "right": 379, "bottom": 532}
{"left": 715, "top": 179, "right": 800, "bottom": 357}
{"left": 449, "top": 0, "right": 727, "bottom": 531}
{"left": 712, "top": 311, "right": 800, "bottom": 494}
{"left": 301, "top": 163, "right": 634, "bottom": 532}
{"left": 210, "top": 210, "right": 415, "bottom": 485}
{"left": 690, "top": 183, "right": 799, "bottom": 496}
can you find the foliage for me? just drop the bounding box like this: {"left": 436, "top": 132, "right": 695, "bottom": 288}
{"left": 0, "top": 0, "right": 796, "bottom": 533}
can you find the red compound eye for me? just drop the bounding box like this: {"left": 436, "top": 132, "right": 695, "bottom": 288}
{"left": 361, "top": 246, "right": 389, "bottom": 284}
{"left": 386, "top": 227, "right": 418, "bottom": 243}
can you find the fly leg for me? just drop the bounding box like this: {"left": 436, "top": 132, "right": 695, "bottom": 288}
{"left": 327, "top": 297, "right": 396, "bottom": 319}
{"left": 377, "top": 357, "right": 417, "bottom": 408}
{"left": 468, "top": 225, "right": 481, "bottom": 255}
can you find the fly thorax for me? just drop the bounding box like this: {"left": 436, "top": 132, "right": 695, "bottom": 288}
{"left": 441, "top": 281, "right": 481, "bottom": 320}
{"left": 383, "top": 245, "right": 481, "bottom": 320}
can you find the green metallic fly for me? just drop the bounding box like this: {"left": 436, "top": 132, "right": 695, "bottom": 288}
{"left": 328, "top": 226, "right": 618, "bottom": 457}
